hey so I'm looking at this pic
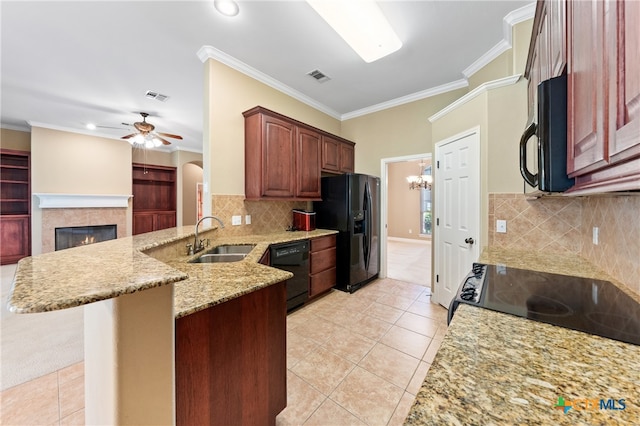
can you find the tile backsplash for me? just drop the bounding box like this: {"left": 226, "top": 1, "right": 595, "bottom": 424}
{"left": 211, "top": 194, "right": 308, "bottom": 236}
{"left": 488, "top": 193, "right": 640, "bottom": 296}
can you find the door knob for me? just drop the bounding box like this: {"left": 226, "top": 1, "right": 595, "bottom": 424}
{"left": 465, "top": 237, "right": 475, "bottom": 244}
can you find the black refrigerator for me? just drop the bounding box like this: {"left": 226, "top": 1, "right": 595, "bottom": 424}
{"left": 313, "top": 173, "right": 380, "bottom": 293}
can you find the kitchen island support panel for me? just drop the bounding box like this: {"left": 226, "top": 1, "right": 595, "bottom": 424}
{"left": 85, "top": 283, "right": 175, "bottom": 425}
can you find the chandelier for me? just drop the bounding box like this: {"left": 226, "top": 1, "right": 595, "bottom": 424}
{"left": 406, "top": 161, "right": 432, "bottom": 190}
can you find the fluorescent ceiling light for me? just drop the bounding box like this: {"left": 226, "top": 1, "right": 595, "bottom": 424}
{"left": 306, "top": 0, "right": 402, "bottom": 63}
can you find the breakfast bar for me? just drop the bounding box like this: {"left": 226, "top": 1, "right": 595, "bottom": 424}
{"left": 8, "top": 226, "right": 336, "bottom": 425}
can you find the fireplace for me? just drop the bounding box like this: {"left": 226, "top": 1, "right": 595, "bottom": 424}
{"left": 55, "top": 225, "right": 117, "bottom": 251}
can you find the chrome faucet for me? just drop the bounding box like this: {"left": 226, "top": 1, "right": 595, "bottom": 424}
{"left": 191, "top": 215, "right": 225, "bottom": 255}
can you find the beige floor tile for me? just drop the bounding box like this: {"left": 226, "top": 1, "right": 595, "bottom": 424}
{"left": 406, "top": 361, "right": 431, "bottom": 396}
{"left": 406, "top": 300, "right": 448, "bottom": 322}
{"left": 341, "top": 295, "right": 375, "bottom": 313}
{"left": 287, "top": 330, "right": 320, "bottom": 369}
{"left": 375, "top": 293, "right": 415, "bottom": 310}
{"left": 379, "top": 325, "right": 432, "bottom": 359}
{"left": 353, "top": 314, "right": 393, "bottom": 341}
{"left": 390, "top": 282, "right": 426, "bottom": 300}
{"left": 0, "top": 372, "right": 59, "bottom": 425}
{"left": 303, "top": 398, "right": 366, "bottom": 425}
{"left": 276, "top": 371, "right": 326, "bottom": 426}
{"left": 387, "top": 392, "right": 418, "bottom": 426}
{"left": 364, "top": 302, "right": 404, "bottom": 324}
{"left": 395, "top": 312, "right": 439, "bottom": 337}
{"left": 434, "top": 324, "right": 449, "bottom": 340}
{"left": 422, "top": 338, "right": 444, "bottom": 363}
{"left": 59, "top": 375, "right": 84, "bottom": 418}
{"left": 359, "top": 343, "right": 420, "bottom": 389}
{"left": 291, "top": 347, "right": 355, "bottom": 396}
{"left": 57, "top": 362, "right": 84, "bottom": 384}
{"left": 60, "top": 409, "right": 85, "bottom": 426}
{"left": 330, "top": 366, "right": 404, "bottom": 426}
{"left": 321, "top": 328, "right": 376, "bottom": 364}
{"left": 292, "top": 314, "right": 344, "bottom": 345}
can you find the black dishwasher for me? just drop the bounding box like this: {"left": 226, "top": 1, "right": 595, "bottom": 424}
{"left": 270, "top": 240, "right": 309, "bottom": 311}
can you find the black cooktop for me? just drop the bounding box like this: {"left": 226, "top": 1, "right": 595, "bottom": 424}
{"left": 454, "top": 263, "right": 640, "bottom": 346}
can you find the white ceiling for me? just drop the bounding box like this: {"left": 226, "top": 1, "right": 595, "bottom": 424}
{"left": 1, "top": 1, "right": 533, "bottom": 152}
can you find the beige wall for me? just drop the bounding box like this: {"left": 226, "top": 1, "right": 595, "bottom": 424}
{"left": 132, "top": 149, "right": 173, "bottom": 167}
{"left": 467, "top": 51, "right": 513, "bottom": 91}
{"left": 341, "top": 89, "right": 467, "bottom": 177}
{"left": 204, "top": 59, "right": 341, "bottom": 196}
{"left": 387, "top": 160, "right": 430, "bottom": 240}
{"left": 181, "top": 162, "right": 203, "bottom": 226}
{"left": 1, "top": 128, "right": 31, "bottom": 151}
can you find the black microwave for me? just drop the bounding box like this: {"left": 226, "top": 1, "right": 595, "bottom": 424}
{"left": 519, "top": 74, "right": 574, "bottom": 193}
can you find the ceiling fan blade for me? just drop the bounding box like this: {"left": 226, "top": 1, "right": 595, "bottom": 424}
{"left": 157, "top": 132, "right": 183, "bottom": 140}
{"left": 156, "top": 136, "right": 172, "bottom": 145}
{"left": 121, "top": 133, "right": 137, "bottom": 139}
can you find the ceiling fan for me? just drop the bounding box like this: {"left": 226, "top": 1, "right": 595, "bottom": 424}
{"left": 121, "top": 112, "right": 183, "bottom": 147}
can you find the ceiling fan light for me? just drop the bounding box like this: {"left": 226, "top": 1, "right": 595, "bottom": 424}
{"left": 306, "top": 0, "right": 402, "bottom": 63}
{"left": 153, "top": 138, "right": 162, "bottom": 147}
{"left": 130, "top": 134, "right": 145, "bottom": 145}
{"left": 213, "top": 0, "right": 239, "bottom": 17}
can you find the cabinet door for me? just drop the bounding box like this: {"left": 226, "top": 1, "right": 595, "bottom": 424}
{"left": 262, "top": 116, "right": 296, "bottom": 197}
{"left": 156, "top": 212, "right": 177, "bottom": 231}
{"left": 549, "top": 0, "right": 566, "bottom": 77}
{"left": 339, "top": 143, "right": 355, "bottom": 173}
{"left": 321, "top": 136, "right": 340, "bottom": 172}
{"left": 609, "top": 0, "right": 640, "bottom": 162}
{"left": 296, "top": 127, "right": 322, "bottom": 198}
{"left": 0, "top": 216, "right": 30, "bottom": 264}
{"left": 567, "top": 0, "right": 608, "bottom": 176}
{"left": 133, "top": 212, "right": 155, "bottom": 235}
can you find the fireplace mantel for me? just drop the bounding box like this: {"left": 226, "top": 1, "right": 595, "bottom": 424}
{"left": 34, "top": 193, "right": 132, "bottom": 208}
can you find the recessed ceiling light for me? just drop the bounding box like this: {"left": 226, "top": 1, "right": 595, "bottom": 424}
{"left": 213, "top": 0, "right": 239, "bottom": 17}
{"left": 306, "top": 0, "right": 402, "bottom": 63}
{"left": 86, "top": 123, "right": 96, "bottom": 130}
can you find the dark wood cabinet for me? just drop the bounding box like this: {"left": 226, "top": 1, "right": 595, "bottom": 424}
{"left": 175, "top": 281, "right": 287, "bottom": 425}
{"left": 321, "top": 135, "right": 355, "bottom": 174}
{"left": 244, "top": 106, "right": 355, "bottom": 200}
{"left": 1, "top": 149, "right": 30, "bottom": 264}
{"left": 566, "top": 0, "right": 640, "bottom": 193}
{"left": 132, "top": 163, "right": 176, "bottom": 234}
{"left": 309, "top": 235, "right": 336, "bottom": 298}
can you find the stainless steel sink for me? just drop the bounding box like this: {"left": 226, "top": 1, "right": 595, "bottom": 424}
{"left": 190, "top": 253, "right": 247, "bottom": 263}
{"left": 207, "top": 244, "right": 255, "bottom": 255}
{"left": 189, "top": 244, "right": 256, "bottom": 263}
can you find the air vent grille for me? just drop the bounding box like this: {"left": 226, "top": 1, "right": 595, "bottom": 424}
{"left": 145, "top": 90, "right": 169, "bottom": 102}
{"left": 307, "top": 69, "right": 331, "bottom": 83}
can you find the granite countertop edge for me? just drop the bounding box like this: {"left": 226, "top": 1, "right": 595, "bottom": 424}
{"left": 8, "top": 227, "right": 337, "bottom": 317}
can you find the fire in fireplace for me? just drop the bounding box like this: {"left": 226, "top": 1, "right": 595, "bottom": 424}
{"left": 55, "top": 225, "right": 117, "bottom": 251}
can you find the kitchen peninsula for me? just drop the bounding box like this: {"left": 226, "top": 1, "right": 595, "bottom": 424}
{"left": 8, "top": 226, "right": 337, "bottom": 425}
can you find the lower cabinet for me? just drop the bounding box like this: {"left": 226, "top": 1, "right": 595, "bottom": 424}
{"left": 309, "top": 235, "right": 337, "bottom": 298}
{"left": 175, "top": 281, "right": 287, "bottom": 425}
{"left": 132, "top": 211, "right": 176, "bottom": 235}
{"left": 0, "top": 215, "right": 30, "bottom": 265}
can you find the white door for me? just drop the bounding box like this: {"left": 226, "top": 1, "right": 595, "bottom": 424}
{"left": 433, "top": 129, "right": 480, "bottom": 308}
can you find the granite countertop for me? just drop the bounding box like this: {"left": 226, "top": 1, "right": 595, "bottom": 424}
{"left": 7, "top": 226, "right": 336, "bottom": 317}
{"left": 405, "top": 304, "right": 640, "bottom": 425}
{"left": 405, "top": 248, "right": 640, "bottom": 424}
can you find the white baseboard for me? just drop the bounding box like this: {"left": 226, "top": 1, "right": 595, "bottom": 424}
{"left": 387, "top": 237, "right": 432, "bottom": 245}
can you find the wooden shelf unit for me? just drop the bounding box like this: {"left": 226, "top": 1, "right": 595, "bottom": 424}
{"left": 132, "top": 163, "right": 177, "bottom": 235}
{"left": 1, "top": 149, "right": 31, "bottom": 264}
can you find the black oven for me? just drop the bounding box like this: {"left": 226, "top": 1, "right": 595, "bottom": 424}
{"left": 448, "top": 263, "right": 640, "bottom": 346}
{"left": 271, "top": 240, "right": 309, "bottom": 312}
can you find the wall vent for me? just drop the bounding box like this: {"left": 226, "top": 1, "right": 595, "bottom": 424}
{"left": 307, "top": 69, "right": 331, "bottom": 83}
{"left": 145, "top": 90, "right": 169, "bottom": 102}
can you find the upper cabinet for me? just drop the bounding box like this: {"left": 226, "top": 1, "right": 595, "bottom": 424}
{"left": 566, "top": 0, "right": 640, "bottom": 193}
{"left": 243, "top": 106, "right": 355, "bottom": 200}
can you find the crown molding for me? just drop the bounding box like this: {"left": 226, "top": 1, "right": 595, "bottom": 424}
{"left": 28, "top": 121, "right": 123, "bottom": 142}
{"left": 462, "top": 3, "right": 535, "bottom": 79}
{"left": 197, "top": 45, "right": 341, "bottom": 120}
{"left": 341, "top": 79, "right": 469, "bottom": 121}
{"left": 428, "top": 74, "right": 521, "bottom": 123}
{"left": 0, "top": 123, "right": 31, "bottom": 132}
